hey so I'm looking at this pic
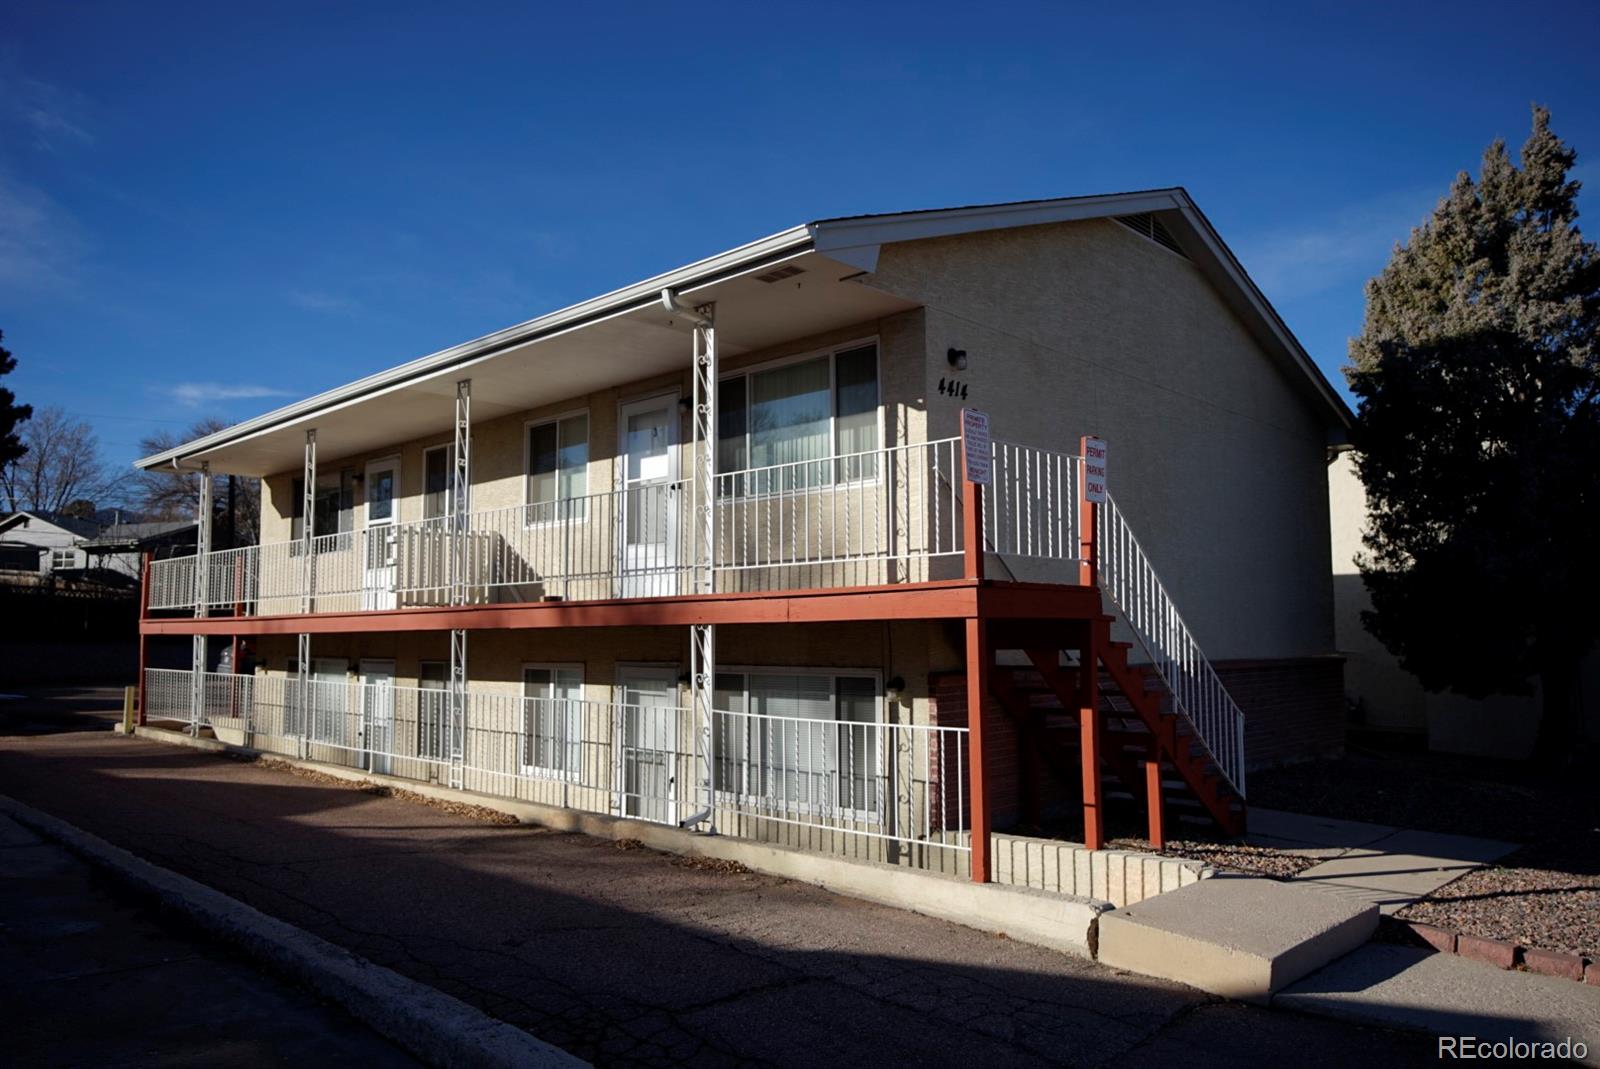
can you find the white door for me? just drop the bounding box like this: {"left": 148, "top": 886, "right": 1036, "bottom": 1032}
{"left": 616, "top": 667, "right": 679, "bottom": 824}
{"left": 360, "top": 659, "right": 396, "bottom": 774}
{"left": 310, "top": 658, "right": 348, "bottom": 747}
{"left": 362, "top": 459, "right": 400, "bottom": 610}
{"left": 617, "top": 395, "right": 680, "bottom": 597}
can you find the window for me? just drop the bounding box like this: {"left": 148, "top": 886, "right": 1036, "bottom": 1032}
{"left": 713, "top": 670, "right": 880, "bottom": 817}
{"left": 366, "top": 464, "right": 396, "bottom": 524}
{"left": 526, "top": 414, "right": 589, "bottom": 521}
{"left": 291, "top": 473, "right": 353, "bottom": 542}
{"left": 0, "top": 546, "right": 41, "bottom": 571}
{"left": 423, "top": 447, "right": 451, "bottom": 521}
{"left": 522, "top": 665, "right": 583, "bottom": 777}
{"left": 50, "top": 547, "right": 78, "bottom": 570}
{"left": 718, "top": 342, "right": 880, "bottom": 487}
{"left": 418, "top": 661, "right": 448, "bottom": 759}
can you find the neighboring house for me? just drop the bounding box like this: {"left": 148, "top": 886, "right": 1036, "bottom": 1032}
{"left": 135, "top": 190, "right": 1351, "bottom": 878}
{"left": 81, "top": 520, "right": 199, "bottom": 582}
{"left": 0, "top": 511, "right": 100, "bottom": 579}
{"left": 1328, "top": 450, "right": 1599, "bottom": 759}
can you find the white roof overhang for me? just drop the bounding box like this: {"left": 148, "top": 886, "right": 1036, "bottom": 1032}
{"left": 139, "top": 188, "right": 1351, "bottom": 477}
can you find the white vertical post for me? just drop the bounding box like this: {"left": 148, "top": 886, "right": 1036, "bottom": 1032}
{"left": 449, "top": 628, "right": 467, "bottom": 790}
{"left": 296, "top": 631, "right": 310, "bottom": 758}
{"left": 301, "top": 430, "right": 316, "bottom": 613}
{"left": 451, "top": 379, "right": 471, "bottom": 604}
{"left": 190, "top": 461, "right": 212, "bottom": 736}
{"left": 448, "top": 381, "right": 471, "bottom": 791}
{"left": 297, "top": 430, "right": 316, "bottom": 758}
{"left": 687, "top": 300, "right": 717, "bottom": 829}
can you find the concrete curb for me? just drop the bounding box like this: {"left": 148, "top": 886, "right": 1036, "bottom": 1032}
{"left": 128, "top": 723, "right": 1112, "bottom": 958}
{"left": 0, "top": 793, "right": 589, "bottom": 1069}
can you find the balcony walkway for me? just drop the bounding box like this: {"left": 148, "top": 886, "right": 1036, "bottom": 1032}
{"left": 141, "top": 578, "right": 1106, "bottom": 636}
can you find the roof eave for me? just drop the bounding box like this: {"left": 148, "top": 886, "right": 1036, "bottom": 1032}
{"left": 135, "top": 224, "right": 817, "bottom": 472}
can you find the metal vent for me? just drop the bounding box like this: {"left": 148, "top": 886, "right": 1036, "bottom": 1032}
{"left": 754, "top": 264, "right": 806, "bottom": 284}
{"left": 1114, "top": 214, "right": 1187, "bottom": 259}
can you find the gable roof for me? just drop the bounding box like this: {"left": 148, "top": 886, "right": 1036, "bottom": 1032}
{"left": 0, "top": 510, "right": 100, "bottom": 540}
{"left": 136, "top": 188, "right": 1350, "bottom": 474}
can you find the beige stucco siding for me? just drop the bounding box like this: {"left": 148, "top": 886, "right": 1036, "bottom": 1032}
{"left": 868, "top": 218, "right": 1336, "bottom": 661}
{"left": 259, "top": 311, "right": 928, "bottom": 597}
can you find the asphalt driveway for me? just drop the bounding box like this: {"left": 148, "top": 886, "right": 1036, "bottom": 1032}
{"left": 0, "top": 689, "right": 1438, "bottom": 1068}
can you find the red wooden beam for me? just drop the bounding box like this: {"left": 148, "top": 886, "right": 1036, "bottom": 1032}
{"left": 136, "top": 551, "right": 152, "bottom": 727}
{"left": 1144, "top": 759, "right": 1166, "bottom": 850}
{"left": 965, "top": 616, "right": 992, "bottom": 884}
{"left": 1078, "top": 434, "right": 1098, "bottom": 589}
{"left": 1079, "top": 623, "right": 1105, "bottom": 850}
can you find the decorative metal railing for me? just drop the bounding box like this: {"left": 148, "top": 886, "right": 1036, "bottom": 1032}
{"left": 143, "top": 668, "right": 971, "bottom": 864}
{"left": 148, "top": 439, "right": 981, "bottom": 614}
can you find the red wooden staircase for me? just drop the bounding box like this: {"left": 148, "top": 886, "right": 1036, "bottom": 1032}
{"left": 988, "top": 614, "right": 1246, "bottom": 847}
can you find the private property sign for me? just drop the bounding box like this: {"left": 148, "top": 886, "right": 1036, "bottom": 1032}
{"left": 961, "top": 408, "right": 991, "bottom": 485}
{"left": 1084, "top": 436, "right": 1108, "bottom": 502}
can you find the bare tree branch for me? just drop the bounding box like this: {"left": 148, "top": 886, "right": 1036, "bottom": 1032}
{"left": 0, "top": 406, "right": 125, "bottom": 515}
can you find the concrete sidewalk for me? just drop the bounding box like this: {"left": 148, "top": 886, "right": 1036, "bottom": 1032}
{"left": 1279, "top": 945, "right": 1600, "bottom": 1067}
{"left": 0, "top": 692, "right": 1441, "bottom": 1068}
{"left": 0, "top": 812, "right": 420, "bottom": 1068}
{"left": 1249, "top": 807, "right": 1518, "bottom": 914}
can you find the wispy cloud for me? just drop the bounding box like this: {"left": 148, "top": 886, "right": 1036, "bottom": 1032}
{"left": 164, "top": 383, "right": 294, "bottom": 408}
{"left": 1234, "top": 188, "right": 1441, "bottom": 303}
{"left": 287, "top": 289, "right": 360, "bottom": 312}
{"left": 0, "top": 169, "right": 89, "bottom": 294}
{"left": 0, "top": 64, "right": 94, "bottom": 151}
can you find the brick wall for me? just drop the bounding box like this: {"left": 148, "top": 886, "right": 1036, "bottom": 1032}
{"left": 1215, "top": 656, "right": 1346, "bottom": 770}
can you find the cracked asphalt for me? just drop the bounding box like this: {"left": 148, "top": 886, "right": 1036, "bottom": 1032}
{"left": 0, "top": 689, "right": 1439, "bottom": 1068}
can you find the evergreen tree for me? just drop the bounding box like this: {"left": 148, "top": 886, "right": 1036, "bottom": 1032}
{"left": 0, "top": 330, "right": 32, "bottom": 476}
{"left": 1347, "top": 106, "right": 1600, "bottom": 763}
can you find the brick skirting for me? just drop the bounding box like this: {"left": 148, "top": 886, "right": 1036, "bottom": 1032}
{"left": 930, "top": 655, "right": 1345, "bottom": 820}
{"left": 1213, "top": 656, "right": 1345, "bottom": 770}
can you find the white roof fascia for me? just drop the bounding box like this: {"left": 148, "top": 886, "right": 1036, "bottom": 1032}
{"left": 811, "top": 189, "right": 1186, "bottom": 254}
{"left": 135, "top": 224, "right": 815, "bottom": 471}
{"left": 1166, "top": 193, "right": 1355, "bottom": 430}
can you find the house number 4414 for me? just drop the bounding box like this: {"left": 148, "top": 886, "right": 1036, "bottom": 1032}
{"left": 938, "top": 377, "right": 969, "bottom": 400}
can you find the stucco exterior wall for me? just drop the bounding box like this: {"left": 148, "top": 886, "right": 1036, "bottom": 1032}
{"left": 261, "top": 311, "right": 926, "bottom": 548}
{"left": 1328, "top": 450, "right": 1600, "bottom": 758}
{"left": 868, "top": 218, "right": 1337, "bottom": 662}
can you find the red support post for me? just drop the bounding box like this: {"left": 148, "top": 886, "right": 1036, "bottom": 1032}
{"left": 1077, "top": 434, "right": 1099, "bottom": 589}
{"left": 965, "top": 616, "right": 992, "bottom": 883}
{"left": 962, "top": 477, "right": 984, "bottom": 582}
{"left": 1144, "top": 759, "right": 1166, "bottom": 849}
{"left": 1079, "top": 621, "right": 1105, "bottom": 850}
{"left": 136, "top": 552, "right": 152, "bottom": 727}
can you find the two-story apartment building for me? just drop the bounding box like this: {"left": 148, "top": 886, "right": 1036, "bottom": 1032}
{"left": 135, "top": 190, "right": 1351, "bottom": 882}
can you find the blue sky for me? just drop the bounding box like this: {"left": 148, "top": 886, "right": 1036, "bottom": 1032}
{"left": 3, "top": 1, "right": 1597, "bottom": 479}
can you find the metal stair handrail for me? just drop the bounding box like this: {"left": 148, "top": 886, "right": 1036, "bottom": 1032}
{"left": 1095, "top": 493, "right": 1246, "bottom": 797}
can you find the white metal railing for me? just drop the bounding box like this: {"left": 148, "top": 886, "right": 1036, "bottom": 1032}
{"left": 1095, "top": 495, "right": 1246, "bottom": 796}
{"left": 986, "top": 440, "right": 1082, "bottom": 565}
{"left": 713, "top": 438, "right": 964, "bottom": 590}
{"left": 147, "top": 440, "right": 973, "bottom": 614}
{"left": 142, "top": 668, "right": 970, "bottom": 862}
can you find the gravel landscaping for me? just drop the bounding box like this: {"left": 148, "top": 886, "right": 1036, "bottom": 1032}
{"left": 1107, "top": 835, "right": 1321, "bottom": 878}
{"left": 1397, "top": 867, "right": 1600, "bottom": 960}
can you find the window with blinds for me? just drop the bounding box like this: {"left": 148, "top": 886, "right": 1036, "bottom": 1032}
{"left": 712, "top": 671, "right": 880, "bottom": 817}
{"left": 523, "top": 665, "right": 584, "bottom": 777}
{"left": 718, "top": 342, "right": 881, "bottom": 490}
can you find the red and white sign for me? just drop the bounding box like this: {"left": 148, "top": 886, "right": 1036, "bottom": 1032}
{"left": 1083, "top": 436, "right": 1108, "bottom": 503}
{"left": 961, "top": 408, "right": 991, "bottom": 485}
